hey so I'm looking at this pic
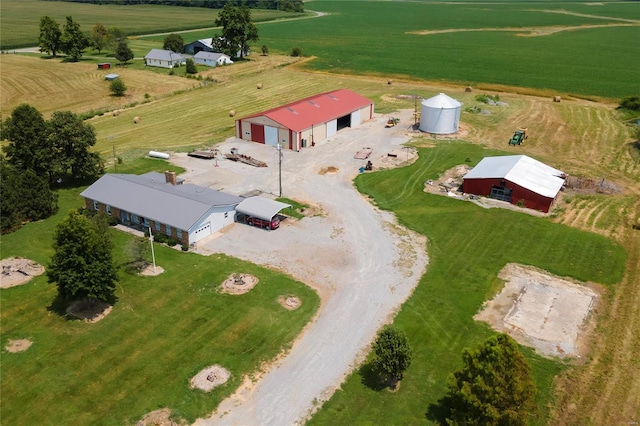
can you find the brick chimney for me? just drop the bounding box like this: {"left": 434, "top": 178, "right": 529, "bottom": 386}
{"left": 165, "top": 171, "right": 177, "bottom": 185}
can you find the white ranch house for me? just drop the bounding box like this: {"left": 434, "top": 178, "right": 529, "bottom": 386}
{"left": 193, "top": 51, "right": 233, "bottom": 67}
{"left": 144, "top": 49, "right": 186, "bottom": 69}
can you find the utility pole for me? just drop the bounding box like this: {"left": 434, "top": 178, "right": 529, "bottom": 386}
{"left": 277, "top": 142, "right": 283, "bottom": 197}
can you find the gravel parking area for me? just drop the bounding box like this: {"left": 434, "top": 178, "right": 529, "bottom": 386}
{"left": 178, "top": 110, "right": 428, "bottom": 426}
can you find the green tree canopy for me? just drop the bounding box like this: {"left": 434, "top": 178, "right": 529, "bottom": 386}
{"left": 1, "top": 104, "right": 50, "bottom": 177}
{"left": 114, "top": 40, "right": 134, "bottom": 65}
{"left": 60, "top": 16, "right": 90, "bottom": 61}
{"left": 107, "top": 27, "right": 126, "bottom": 51}
{"left": 48, "top": 111, "right": 104, "bottom": 182}
{"left": 0, "top": 158, "right": 58, "bottom": 233}
{"left": 372, "top": 325, "right": 413, "bottom": 387}
{"left": 214, "top": 4, "right": 258, "bottom": 58}
{"left": 185, "top": 58, "right": 197, "bottom": 74}
{"left": 48, "top": 210, "right": 118, "bottom": 304}
{"left": 39, "top": 16, "right": 62, "bottom": 57}
{"left": 443, "top": 333, "right": 537, "bottom": 426}
{"left": 163, "top": 33, "right": 184, "bottom": 53}
{"left": 91, "top": 23, "right": 109, "bottom": 53}
{"left": 109, "top": 78, "right": 127, "bottom": 97}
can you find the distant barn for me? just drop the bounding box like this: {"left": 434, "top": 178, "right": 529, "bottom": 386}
{"left": 462, "top": 155, "right": 566, "bottom": 212}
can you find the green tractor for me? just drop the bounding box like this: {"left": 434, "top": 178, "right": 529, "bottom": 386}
{"left": 509, "top": 128, "right": 528, "bottom": 145}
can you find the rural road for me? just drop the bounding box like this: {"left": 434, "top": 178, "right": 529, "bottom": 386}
{"left": 176, "top": 110, "right": 428, "bottom": 425}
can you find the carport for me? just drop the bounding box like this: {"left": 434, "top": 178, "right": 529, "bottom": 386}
{"left": 236, "top": 197, "right": 292, "bottom": 221}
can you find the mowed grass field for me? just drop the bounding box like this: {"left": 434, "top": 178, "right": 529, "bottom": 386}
{"left": 0, "top": 159, "right": 320, "bottom": 425}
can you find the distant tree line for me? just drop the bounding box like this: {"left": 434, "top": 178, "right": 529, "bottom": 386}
{"left": 1, "top": 104, "right": 104, "bottom": 233}
{"left": 41, "top": 0, "right": 304, "bottom": 12}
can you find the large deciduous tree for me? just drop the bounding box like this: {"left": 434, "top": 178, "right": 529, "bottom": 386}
{"left": 60, "top": 16, "right": 90, "bottom": 61}
{"left": 48, "top": 210, "right": 118, "bottom": 304}
{"left": 0, "top": 158, "right": 58, "bottom": 233}
{"left": 39, "top": 16, "right": 62, "bottom": 57}
{"left": 372, "top": 325, "right": 413, "bottom": 388}
{"left": 1, "top": 104, "right": 50, "bottom": 177}
{"left": 214, "top": 4, "right": 258, "bottom": 58}
{"left": 48, "top": 111, "right": 104, "bottom": 182}
{"left": 114, "top": 40, "right": 134, "bottom": 66}
{"left": 442, "top": 333, "right": 537, "bottom": 426}
{"left": 107, "top": 27, "right": 126, "bottom": 51}
{"left": 91, "top": 23, "right": 109, "bottom": 53}
{"left": 163, "top": 33, "right": 184, "bottom": 53}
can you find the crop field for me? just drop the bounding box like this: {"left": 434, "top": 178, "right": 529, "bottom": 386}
{"left": 249, "top": 0, "right": 640, "bottom": 99}
{"left": 0, "top": 159, "right": 320, "bottom": 425}
{"left": 0, "top": 0, "right": 302, "bottom": 49}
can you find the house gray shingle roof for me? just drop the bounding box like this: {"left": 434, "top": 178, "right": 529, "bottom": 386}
{"left": 144, "top": 49, "right": 185, "bottom": 62}
{"left": 80, "top": 172, "right": 243, "bottom": 231}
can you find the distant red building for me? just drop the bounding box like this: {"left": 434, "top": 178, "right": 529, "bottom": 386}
{"left": 462, "top": 155, "right": 566, "bottom": 213}
{"left": 235, "top": 89, "right": 374, "bottom": 151}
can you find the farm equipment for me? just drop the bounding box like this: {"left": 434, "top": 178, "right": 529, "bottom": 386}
{"left": 509, "top": 128, "right": 528, "bottom": 145}
{"left": 385, "top": 117, "right": 400, "bottom": 128}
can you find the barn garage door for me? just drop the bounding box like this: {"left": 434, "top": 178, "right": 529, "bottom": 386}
{"left": 265, "top": 126, "right": 278, "bottom": 146}
{"left": 250, "top": 123, "right": 265, "bottom": 143}
{"left": 327, "top": 120, "right": 337, "bottom": 137}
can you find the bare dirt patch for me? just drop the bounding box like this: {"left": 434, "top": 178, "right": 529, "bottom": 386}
{"left": 5, "top": 339, "right": 33, "bottom": 353}
{"left": 318, "top": 166, "right": 339, "bottom": 175}
{"left": 139, "top": 264, "right": 165, "bottom": 276}
{"left": 369, "top": 147, "right": 418, "bottom": 170}
{"left": 278, "top": 295, "right": 301, "bottom": 310}
{"left": 475, "top": 263, "right": 598, "bottom": 358}
{"left": 66, "top": 300, "right": 113, "bottom": 323}
{"left": 1, "top": 257, "right": 45, "bottom": 289}
{"left": 191, "top": 365, "right": 231, "bottom": 392}
{"left": 219, "top": 273, "right": 259, "bottom": 295}
{"left": 564, "top": 175, "right": 623, "bottom": 195}
{"left": 409, "top": 23, "right": 638, "bottom": 38}
{"left": 136, "top": 408, "right": 188, "bottom": 426}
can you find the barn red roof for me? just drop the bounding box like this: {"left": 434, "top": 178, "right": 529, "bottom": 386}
{"left": 238, "top": 89, "right": 373, "bottom": 132}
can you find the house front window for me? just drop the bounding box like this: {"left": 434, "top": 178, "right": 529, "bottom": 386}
{"left": 155, "top": 221, "right": 161, "bottom": 232}
{"left": 177, "top": 229, "right": 182, "bottom": 239}
{"left": 93, "top": 200, "right": 99, "bottom": 210}
{"left": 166, "top": 225, "right": 172, "bottom": 236}
{"left": 106, "top": 205, "right": 111, "bottom": 215}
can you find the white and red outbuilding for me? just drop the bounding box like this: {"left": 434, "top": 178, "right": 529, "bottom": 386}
{"left": 462, "top": 155, "right": 566, "bottom": 213}
{"left": 235, "top": 89, "right": 374, "bottom": 151}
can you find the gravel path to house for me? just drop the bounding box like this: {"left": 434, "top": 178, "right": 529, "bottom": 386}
{"left": 174, "top": 110, "right": 428, "bottom": 426}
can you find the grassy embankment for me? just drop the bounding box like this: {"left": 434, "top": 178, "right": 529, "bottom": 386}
{"left": 309, "top": 141, "right": 627, "bottom": 425}
{"left": 0, "top": 158, "right": 320, "bottom": 425}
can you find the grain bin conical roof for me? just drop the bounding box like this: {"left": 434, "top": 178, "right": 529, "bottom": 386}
{"left": 422, "top": 93, "right": 462, "bottom": 109}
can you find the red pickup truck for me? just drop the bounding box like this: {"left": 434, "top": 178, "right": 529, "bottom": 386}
{"left": 247, "top": 216, "right": 280, "bottom": 230}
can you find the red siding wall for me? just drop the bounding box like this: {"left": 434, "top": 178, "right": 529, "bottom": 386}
{"left": 462, "top": 178, "right": 555, "bottom": 212}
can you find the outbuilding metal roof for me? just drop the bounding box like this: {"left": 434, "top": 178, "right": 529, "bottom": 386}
{"left": 238, "top": 89, "right": 373, "bottom": 132}
{"left": 463, "top": 155, "right": 565, "bottom": 198}
{"left": 194, "top": 51, "right": 231, "bottom": 62}
{"left": 80, "top": 172, "right": 243, "bottom": 231}
{"left": 236, "top": 197, "right": 292, "bottom": 221}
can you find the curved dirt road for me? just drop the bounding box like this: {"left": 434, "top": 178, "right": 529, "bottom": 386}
{"left": 180, "top": 111, "right": 427, "bottom": 425}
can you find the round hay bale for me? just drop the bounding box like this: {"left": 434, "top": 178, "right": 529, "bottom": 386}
{"left": 133, "top": 116, "right": 141, "bottom": 124}
{"left": 257, "top": 83, "right": 263, "bottom": 89}
{"left": 553, "top": 96, "right": 561, "bottom": 103}
{"left": 387, "top": 79, "right": 393, "bottom": 85}
{"left": 465, "top": 86, "right": 473, "bottom": 92}
{"left": 112, "top": 110, "right": 120, "bottom": 117}
{"left": 229, "top": 110, "right": 236, "bottom": 117}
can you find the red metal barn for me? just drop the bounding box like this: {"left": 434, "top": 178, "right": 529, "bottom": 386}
{"left": 462, "top": 155, "right": 566, "bottom": 213}
{"left": 235, "top": 89, "right": 374, "bottom": 151}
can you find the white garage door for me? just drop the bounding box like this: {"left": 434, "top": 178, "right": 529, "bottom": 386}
{"left": 193, "top": 222, "right": 211, "bottom": 242}
{"left": 351, "top": 110, "right": 361, "bottom": 127}
{"left": 326, "top": 119, "right": 337, "bottom": 137}
{"left": 265, "top": 126, "right": 278, "bottom": 146}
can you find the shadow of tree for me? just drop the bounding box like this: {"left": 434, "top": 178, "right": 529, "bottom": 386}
{"left": 358, "top": 362, "right": 387, "bottom": 391}
{"left": 426, "top": 395, "right": 451, "bottom": 425}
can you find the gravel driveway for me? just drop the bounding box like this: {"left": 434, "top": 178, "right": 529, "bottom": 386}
{"left": 174, "top": 110, "right": 428, "bottom": 426}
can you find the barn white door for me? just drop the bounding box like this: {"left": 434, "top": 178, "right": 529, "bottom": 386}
{"left": 265, "top": 126, "right": 278, "bottom": 146}
{"left": 351, "top": 110, "right": 361, "bottom": 127}
{"left": 326, "top": 120, "right": 337, "bottom": 137}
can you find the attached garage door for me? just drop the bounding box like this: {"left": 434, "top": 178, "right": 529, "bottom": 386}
{"left": 193, "top": 222, "right": 211, "bottom": 242}
{"left": 251, "top": 123, "right": 265, "bottom": 143}
{"left": 326, "top": 120, "right": 337, "bottom": 137}
{"left": 265, "top": 126, "right": 278, "bottom": 146}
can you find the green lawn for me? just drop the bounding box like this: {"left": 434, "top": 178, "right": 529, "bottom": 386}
{"left": 309, "top": 142, "right": 626, "bottom": 425}
{"left": 0, "top": 158, "right": 320, "bottom": 425}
